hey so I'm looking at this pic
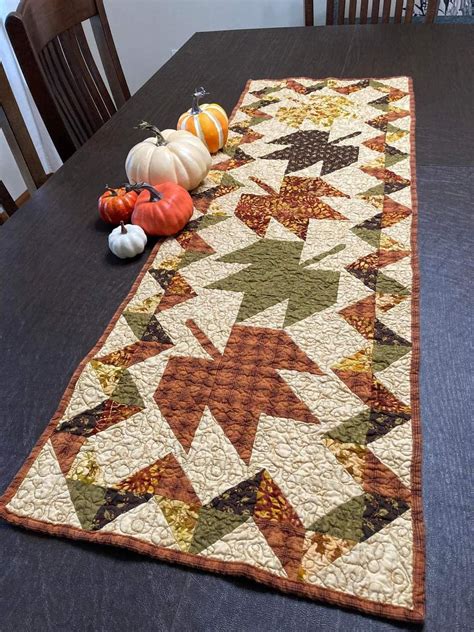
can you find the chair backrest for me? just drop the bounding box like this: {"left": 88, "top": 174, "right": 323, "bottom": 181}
{"left": 305, "top": 0, "right": 315, "bottom": 25}
{"left": 305, "top": 0, "right": 440, "bottom": 25}
{"left": 0, "top": 62, "right": 47, "bottom": 192}
{"left": 6, "top": 0, "right": 130, "bottom": 162}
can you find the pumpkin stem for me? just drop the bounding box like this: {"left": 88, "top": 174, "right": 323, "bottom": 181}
{"left": 127, "top": 182, "right": 163, "bottom": 202}
{"left": 120, "top": 221, "right": 127, "bottom": 234}
{"left": 105, "top": 185, "right": 118, "bottom": 196}
{"left": 136, "top": 121, "right": 167, "bottom": 146}
{"left": 191, "top": 87, "right": 209, "bottom": 114}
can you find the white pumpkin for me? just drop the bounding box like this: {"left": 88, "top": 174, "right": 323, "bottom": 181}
{"left": 125, "top": 122, "right": 211, "bottom": 191}
{"left": 108, "top": 222, "right": 147, "bottom": 259}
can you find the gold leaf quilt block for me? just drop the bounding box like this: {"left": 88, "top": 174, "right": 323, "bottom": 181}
{"left": 0, "top": 77, "right": 424, "bottom": 622}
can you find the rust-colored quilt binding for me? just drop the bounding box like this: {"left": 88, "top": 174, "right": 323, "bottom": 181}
{"left": 0, "top": 77, "right": 424, "bottom": 622}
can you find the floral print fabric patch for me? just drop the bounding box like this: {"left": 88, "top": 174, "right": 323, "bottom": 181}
{"left": 0, "top": 77, "right": 424, "bottom": 622}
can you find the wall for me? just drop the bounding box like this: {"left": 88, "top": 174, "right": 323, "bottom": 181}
{"left": 104, "top": 0, "right": 326, "bottom": 95}
{"left": 0, "top": 131, "right": 24, "bottom": 200}
{"left": 0, "top": 0, "right": 326, "bottom": 200}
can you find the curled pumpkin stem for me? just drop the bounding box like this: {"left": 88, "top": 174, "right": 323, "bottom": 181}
{"left": 105, "top": 185, "right": 118, "bottom": 196}
{"left": 191, "top": 86, "right": 209, "bottom": 114}
{"left": 136, "top": 120, "right": 167, "bottom": 146}
{"left": 127, "top": 182, "right": 163, "bottom": 202}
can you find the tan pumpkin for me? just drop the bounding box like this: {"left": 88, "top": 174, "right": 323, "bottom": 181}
{"left": 177, "top": 88, "right": 228, "bottom": 153}
{"left": 125, "top": 121, "right": 211, "bottom": 191}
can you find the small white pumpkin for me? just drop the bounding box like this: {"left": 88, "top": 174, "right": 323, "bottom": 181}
{"left": 108, "top": 222, "right": 147, "bottom": 259}
{"left": 125, "top": 121, "right": 211, "bottom": 191}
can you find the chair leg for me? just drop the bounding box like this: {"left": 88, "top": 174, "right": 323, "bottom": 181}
{"left": 0, "top": 180, "right": 18, "bottom": 221}
{"left": 305, "top": 0, "right": 315, "bottom": 26}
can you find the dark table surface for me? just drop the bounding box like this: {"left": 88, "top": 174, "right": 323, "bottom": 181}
{"left": 1, "top": 24, "right": 473, "bottom": 632}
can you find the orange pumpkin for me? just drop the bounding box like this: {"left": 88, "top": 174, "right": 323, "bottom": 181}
{"left": 131, "top": 182, "right": 193, "bottom": 236}
{"left": 177, "top": 87, "right": 228, "bottom": 153}
{"left": 98, "top": 186, "right": 138, "bottom": 224}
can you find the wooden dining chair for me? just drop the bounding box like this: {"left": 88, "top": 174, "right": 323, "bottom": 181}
{"left": 305, "top": 0, "right": 440, "bottom": 25}
{"left": 0, "top": 62, "right": 49, "bottom": 221}
{"left": 6, "top": 0, "right": 130, "bottom": 162}
{"left": 0, "top": 63, "right": 47, "bottom": 191}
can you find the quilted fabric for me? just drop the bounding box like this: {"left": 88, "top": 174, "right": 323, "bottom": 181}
{"left": 0, "top": 77, "right": 424, "bottom": 622}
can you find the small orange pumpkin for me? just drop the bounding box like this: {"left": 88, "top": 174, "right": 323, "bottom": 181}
{"left": 131, "top": 182, "right": 193, "bottom": 236}
{"left": 177, "top": 87, "right": 228, "bottom": 153}
{"left": 98, "top": 185, "right": 138, "bottom": 224}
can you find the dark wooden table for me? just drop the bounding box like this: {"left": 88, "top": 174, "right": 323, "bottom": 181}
{"left": 1, "top": 24, "right": 472, "bottom": 632}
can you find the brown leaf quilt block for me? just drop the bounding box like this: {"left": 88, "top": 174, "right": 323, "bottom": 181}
{"left": 0, "top": 77, "right": 424, "bottom": 622}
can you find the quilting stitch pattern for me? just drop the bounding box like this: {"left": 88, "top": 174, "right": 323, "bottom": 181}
{"left": 0, "top": 77, "right": 424, "bottom": 622}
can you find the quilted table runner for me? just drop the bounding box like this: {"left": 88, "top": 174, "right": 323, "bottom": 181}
{"left": 0, "top": 77, "right": 424, "bottom": 621}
